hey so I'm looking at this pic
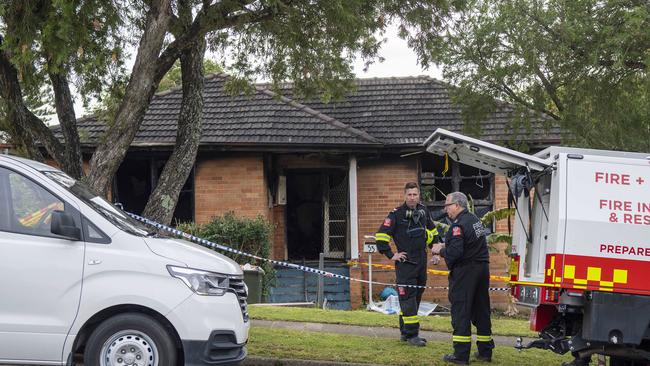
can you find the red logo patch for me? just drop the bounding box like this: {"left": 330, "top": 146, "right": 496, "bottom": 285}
{"left": 452, "top": 226, "right": 462, "bottom": 236}
{"left": 398, "top": 286, "right": 406, "bottom": 295}
{"left": 383, "top": 218, "right": 392, "bottom": 227}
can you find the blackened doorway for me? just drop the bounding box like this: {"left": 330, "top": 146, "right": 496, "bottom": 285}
{"left": 286, "top": 172, "right": 323, "bottom": 260}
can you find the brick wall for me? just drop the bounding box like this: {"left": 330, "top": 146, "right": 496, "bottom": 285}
{"left": 351, "top": 158, "right": 513, "bottom": 310}
{"left": 194, "top": 154, "right": 268, "bottom": 224}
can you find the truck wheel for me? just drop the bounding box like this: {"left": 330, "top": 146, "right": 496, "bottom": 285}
{"left": 84, "top": 313, "right": 177, "bottom": 366}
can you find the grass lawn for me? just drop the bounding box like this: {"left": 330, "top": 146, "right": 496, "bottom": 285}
{"left": 249, "top": 305, "right": 537, "bottom": 338}
{"left": 249, "top": 327, "right": 572, "bottom": 365}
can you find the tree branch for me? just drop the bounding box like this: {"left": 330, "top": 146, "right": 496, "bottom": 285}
{"left": 155, "top": 5, "right": 275, "bottom": 83}
{"left": 86, "top": 0, "right": 173, "bottom": 195}
{"left": 49, "top": 69, "right": 84, "bottom": 178}
{"left": 500, "top": 81, "right": 560, "bottom": 120}
{"left": 532, "top": 65, "right": 564, "bottom": 113}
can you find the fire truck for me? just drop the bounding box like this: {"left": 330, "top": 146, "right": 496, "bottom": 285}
{"left": 424, "top": 128, "right": 650, "bottom": 365}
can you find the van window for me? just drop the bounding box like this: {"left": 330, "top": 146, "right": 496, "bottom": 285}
{"left": 83, "top": 218, "right": 111, "bottom": 244}
{"left": 43, "top": 170, "right": 155, "bottom": 237}
{"left": 0, "top": 167, "right": 68, "bottom": 238}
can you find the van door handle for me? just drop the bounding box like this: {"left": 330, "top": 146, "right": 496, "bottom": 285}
{"left": 88, "top": 259, "right": 102, "bottom": 265}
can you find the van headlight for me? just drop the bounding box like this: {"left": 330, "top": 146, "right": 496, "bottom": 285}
{"left": 167, "top": 265, "right": 230, "bottom": 296}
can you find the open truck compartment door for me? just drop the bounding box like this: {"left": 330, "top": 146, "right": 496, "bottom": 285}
{"left": 424, "top": 128, "right": 552, "bottom": 290}
{"left": 423, "top": 128, "right": 550, "bottom": 175}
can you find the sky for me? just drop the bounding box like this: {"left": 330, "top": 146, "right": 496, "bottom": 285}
{"left": 352, "top": 26, "right": 442, "bottom": 80}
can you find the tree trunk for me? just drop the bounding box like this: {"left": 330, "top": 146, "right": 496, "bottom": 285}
{"left": 49, "top": 70, "right": 84, "bottom": 178}
{"left": 7, "top": 119, "right": 44, "bottom": 160}
{"left": 142, "top": 37, "right": 206, "bottom": 225}
{"left": 0, "top": 36, "right": 66, "bottom": 165}
{"left": 85, "top": 0, "right": 173, "bottom": 196}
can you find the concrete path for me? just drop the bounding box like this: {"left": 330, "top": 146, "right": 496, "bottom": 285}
{"left": 251, "top": 319, "right": 535, "bottom": 346}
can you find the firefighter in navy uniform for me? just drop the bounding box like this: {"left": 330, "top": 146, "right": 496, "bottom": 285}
{"left": 375, "top": 182, "right": 439, "bottom": 347}
{"left": 431, "top": 192, "right": 494, "bottom": 365}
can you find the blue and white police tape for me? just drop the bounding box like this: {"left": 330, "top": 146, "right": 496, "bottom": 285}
{"left": 126, "top": 212, "right": 510, "bottom": 292}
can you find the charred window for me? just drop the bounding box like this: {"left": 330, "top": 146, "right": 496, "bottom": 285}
{"left": 419, "top": 154, "right": 494, "bottom": 219}
{"left": 113, "top": 156, "right": 194, "bottom": 225}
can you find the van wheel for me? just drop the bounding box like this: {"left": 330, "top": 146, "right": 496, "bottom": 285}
{"left": 84, "top": 313, "right": 176, "bottom": 366}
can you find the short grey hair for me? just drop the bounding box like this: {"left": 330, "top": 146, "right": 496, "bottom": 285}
{"left": 448, "top": 192, "right": 468, "bottom": 209}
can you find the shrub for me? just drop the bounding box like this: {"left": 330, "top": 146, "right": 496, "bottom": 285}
{"left": 177, "top": 212, "right": 275, "bottom": 299}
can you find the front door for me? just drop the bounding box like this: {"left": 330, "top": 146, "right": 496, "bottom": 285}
{"left": 0, "top": 166, "right": 84, "bottom": 362}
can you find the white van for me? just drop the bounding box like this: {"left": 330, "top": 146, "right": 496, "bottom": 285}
{"left": 0, "top": 155, "right": 249, "bottom": 365}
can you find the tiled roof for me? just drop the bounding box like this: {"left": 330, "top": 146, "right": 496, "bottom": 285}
{"left": 278, "top": 76, "right": 560, "bottom": 145}
{"left": 58, "top": 74, "right": 560, "bottom": 149}
{"left": 57, "top": 74, "right": 380, "bottom": 147}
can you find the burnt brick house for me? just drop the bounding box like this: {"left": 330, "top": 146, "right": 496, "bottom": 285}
{"left": 58, "top": 74, "right": 560, "bottom": 309}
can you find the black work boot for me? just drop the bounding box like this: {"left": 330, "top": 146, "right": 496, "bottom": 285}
{"left": 406, "top": 336, "right": 427, "bottom": 347}
{"left": 473, "top": 351, "right": 492, "bottom": 362}
{"left": 401, "top": 334, "right": 427, "bottom": 343}
{"left": 443, "top": 354, "right": 469, "bottom": 365}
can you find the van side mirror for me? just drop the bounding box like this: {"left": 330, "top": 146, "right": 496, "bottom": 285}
{"left": 51, "top": 210, "right": 81, "bottom": 241}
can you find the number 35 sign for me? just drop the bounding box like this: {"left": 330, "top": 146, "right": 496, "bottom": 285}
{"left": 363, "top": 244, "right": 377, "bottom": 253}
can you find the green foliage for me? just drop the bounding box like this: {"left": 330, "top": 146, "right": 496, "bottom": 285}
{"left": 177, "top": 212, "right": 275, "bottom": 298}
{"left": 157, "top": 58, "right": 223, "bottom": 92}
{"left": 433, "top": 204, "right": 513, "bottom": 253}
{"left": 480, "top": 207, "right": 514, "bottom": 226}
{"left": 0, "top": 0, "right": 127, "bottom": 101}
{"left": 208, "top": 0, "right": 466, "bottom": 100}
{"left": 430, "top": 0, "right": 650, "bottom": 151}
{"left": 420, "top": 186, "right": 434, "bottom": 202}
{"left": 89, "top": 74, "right": 128, "bottom": 135}
{"left": 481, "top": 207, "right": 514, "bottom": 253}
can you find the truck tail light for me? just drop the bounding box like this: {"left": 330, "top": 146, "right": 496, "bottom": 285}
{"left": 541, "top": 287, "right": 560, "bottom": 304}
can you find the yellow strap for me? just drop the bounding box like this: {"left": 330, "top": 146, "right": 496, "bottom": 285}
{"left": 477, "top": 335, "right": 493, "bottom": 342}
{"left": 374, "top": 233, "right": 392, "bottom": 242}
{"left": 402, "top": 315, "right": 419, "bottom": 324}
{"left": 452, "top": 335, "right": 471, "bottom": 343}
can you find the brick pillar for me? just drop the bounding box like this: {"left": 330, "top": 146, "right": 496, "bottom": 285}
{"left": 353, "top": 158, "right": 418, "bottom": 309}
{"left": 271, "top": 205, "right": 286, "bottom": 260}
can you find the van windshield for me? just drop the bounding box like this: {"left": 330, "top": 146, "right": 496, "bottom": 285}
{"left": 43, "top": 171, "right": 155, "bottom": 237}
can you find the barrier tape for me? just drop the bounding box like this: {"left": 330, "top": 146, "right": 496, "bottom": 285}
{"left": 127, "top": 212, "right": 510, "bottom": 292}
{"left": 347, "top": 260, "right": 511, "bottom": 282}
